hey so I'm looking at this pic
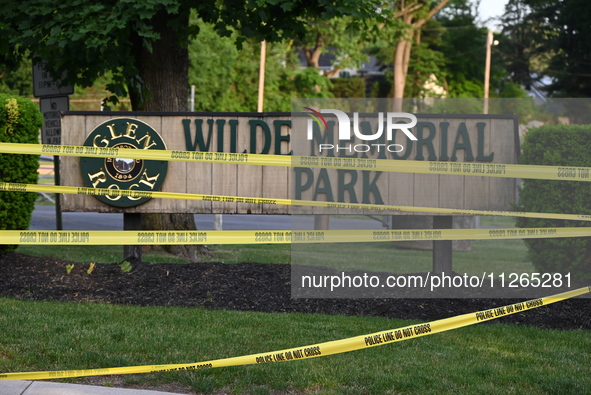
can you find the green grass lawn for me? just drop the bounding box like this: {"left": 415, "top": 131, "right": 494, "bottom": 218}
{"left": 16, "top": 244, "right": 189, "bottom": 264}
{"left": 290, "top": 238, "right": 532, "bottom": 275}
{"left": 205, "top": 237, "right": 532, "bottom": 277}
{"left": 10, "top": 225, "right": 588, "bottom": 394}
{"left": 17, "top": 237, "right": 532, "bottom": 277}
{"left": 0, "top": 297, "right": 589, "bottom": 394}
{"left": 478, "top": 215, "right": 517, "bottom": 228}
{"left": 8, "top": 148, "right": 584, "bottom": 392}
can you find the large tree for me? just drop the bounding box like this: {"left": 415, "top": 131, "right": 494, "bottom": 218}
{"left": 189, "top": 28, "right": 329, "bottom": 113}
{"left": 297, "top": 16, "right": 378, "bottom": 78}
{"left": 436, "top": 0, "right": 488, "bottom": 97}
{"left": 391, "top": 0, "right": 451, "bottom": 104}
{"left": 521, "top": 0, "right": 591, "bottom": 98}
{"left": 0, "top": 59, "right": 32, "bottom": 96}
{"left": 0, "top": 0, "right": 384, "bottom": 259}
{"left": 1, "top": 1, "right": 384, "bottom": 107}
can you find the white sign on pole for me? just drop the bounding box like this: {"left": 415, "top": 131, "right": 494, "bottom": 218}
{"left": 33, "top": 60, "right": 73, "bottom": 98}
{"left": 40, "top": 96, "right": 69, "bottom": 145}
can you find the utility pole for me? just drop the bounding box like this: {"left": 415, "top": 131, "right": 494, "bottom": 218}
{"left": 257, "top": 40, "right": 266, "bottom": 113}
{"left": 483, "top": 30, "right": 498, "bottom": 114}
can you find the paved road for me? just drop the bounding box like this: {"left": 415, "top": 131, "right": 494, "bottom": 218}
{"left": 30, "top": 205, "right": 386, "bottom": 231}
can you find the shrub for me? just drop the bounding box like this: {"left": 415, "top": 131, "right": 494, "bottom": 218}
{"left": 0, "top": 94, "right": 43, "bottom": 254}
{"left": 516, "top": 124, "right": 591, "bottom": 281}
{"left": 329, "top": 77, "right": 366, "bottom": 98}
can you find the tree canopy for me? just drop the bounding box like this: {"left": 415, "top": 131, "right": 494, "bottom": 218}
{"left": 497, "top": 0, "right": 591, "bottom": 99}
{"left": 525, "top": 0, "right": 591, "bottom": 97}
{"left": 0, "top": 0, "right": 386, "bottom": 110}
{"left": 0, "top": 0, "right": 387, "bottom": 258}
{"left": 0, "top": 0, "right": 549, "bottom": 109}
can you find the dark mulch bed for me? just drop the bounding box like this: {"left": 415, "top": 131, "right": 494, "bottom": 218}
{"left": 0, "top": 252, "right": 589, "bottom": 331}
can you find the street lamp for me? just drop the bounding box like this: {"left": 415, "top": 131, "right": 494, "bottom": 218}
{"left": 483, "top": 29, "right": 499, "bottom": 114}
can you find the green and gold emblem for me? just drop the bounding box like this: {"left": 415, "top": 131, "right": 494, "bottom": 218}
{"left": 80, "top": 118, "right": 168, "bottom": 207}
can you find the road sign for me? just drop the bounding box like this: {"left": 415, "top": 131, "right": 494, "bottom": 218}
{"left": 32, "top": 60, "right": 73, "bottom": 98}
{"left": 40, "top": 96, "right": 69, "bottom": 145}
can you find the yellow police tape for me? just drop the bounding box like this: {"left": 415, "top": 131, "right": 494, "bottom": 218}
{"left": 3, "top": 226, "right": 591, "bottom": 245}
{"left": 3, "top": 181, "right": 591, "bottom": 223}
{"left": 1, "top": 286, "right": 588, "bottom": 381}
{"left": 2, "top": 141, "right": 591, "bottom": 181}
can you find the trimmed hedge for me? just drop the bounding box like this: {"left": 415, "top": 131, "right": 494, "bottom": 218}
{"left": 516, "top": 124, "right": 591, "bottom": 281}
{"left": 0, "top": 94, "right": 43, "bottom": 254}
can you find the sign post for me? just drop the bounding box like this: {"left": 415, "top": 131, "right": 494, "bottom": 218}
{"left": 33, "top": 60, "right": 74, "bottom": 98}
{"left": 40, "top": 96, "right": 68, "bottom": 145}
{"left": 33, "top": 59, "right": 73, "bottom": 231}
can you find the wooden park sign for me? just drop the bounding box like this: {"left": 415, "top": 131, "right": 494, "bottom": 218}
{"left": 60, "top": 112, "right": 519, "bottom": 215}
{"left": 78, "top": 118, "right": 169, "bottom": 207}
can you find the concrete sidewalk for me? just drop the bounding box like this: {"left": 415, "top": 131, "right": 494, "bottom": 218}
{"left": 0, "top": 381, "right": 189, "bottom": 395}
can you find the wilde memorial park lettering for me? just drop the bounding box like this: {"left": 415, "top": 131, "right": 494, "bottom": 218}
{"left": 60, "top": 112, "right": 518, "bottom": 215}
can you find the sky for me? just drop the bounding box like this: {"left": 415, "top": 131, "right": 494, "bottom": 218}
{"left": 477, "top": 0, "right": 510, "bottom": 30}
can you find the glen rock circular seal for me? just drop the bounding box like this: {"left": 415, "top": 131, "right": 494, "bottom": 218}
{"left": 80, "top": 118, "right": 168, "bottom": 207}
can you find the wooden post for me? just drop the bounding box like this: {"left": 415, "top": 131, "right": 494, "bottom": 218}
{"left": 53, "top": 155, "right": 63, "bottom": 230}
{"left": 483, "top": 29, "right": 493, "bottom": 114}
{"left": 314, "top": 214, "right": 330, "bottom": 230}
{"left": 257, "top": 40, "right": 266, "bottom": 113}
{"left": 432, "top": 215, "right": 453, "bottom": 273}
{"left": 123, "top": 213, "right": 142, "bottom": 262}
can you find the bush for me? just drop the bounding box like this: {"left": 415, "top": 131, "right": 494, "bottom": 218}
{"left": 516, "top": 124, "right": 591, "bottom": 281}
{"left": 329, "top": 77, "right": 366, "bottom": 98}
{"left": 0, "top": 94, "right": 43, "bottom": 254}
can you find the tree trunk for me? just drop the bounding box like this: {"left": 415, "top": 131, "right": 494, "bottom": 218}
{"left": 392, "top": 8, "right": 413, "bottom": 111}
{"left": 142, "top": 213, "right": 206, "bottom": 261}
{"left": 392, "top": 0, "right": 452, "bottom": 111}
{"left": 304, "top": 34, "right": 323, "bottom": 69}
{"left": 130, "top": 10, "right": 189, "bottom": 112}
{"left": 393, "top": 40, "right": 409, "bottom": 111}
{"left": 324, "top": 68, "right": 342, "bottom": 78}
{"left": 129, "top": 9, "right": 208, "bottom": 260}
{"left": 402, "top": 33, "right": 413, "bottom": 80}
